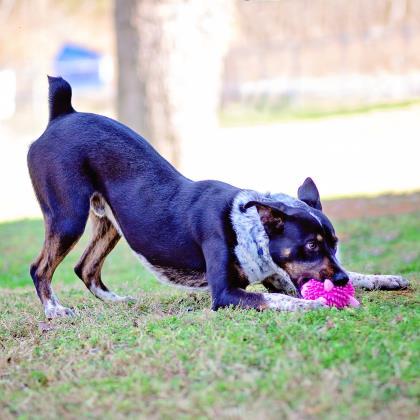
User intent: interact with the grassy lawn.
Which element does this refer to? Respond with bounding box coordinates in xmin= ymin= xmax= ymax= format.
xmin=0 ymin=206 xmax=419 ymax=418
xmin=220 ymin=99 xmax=420 ymax=127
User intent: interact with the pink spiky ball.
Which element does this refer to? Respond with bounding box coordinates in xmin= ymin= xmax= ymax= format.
xmin=301 ymin=279 xmax=360 ymax=309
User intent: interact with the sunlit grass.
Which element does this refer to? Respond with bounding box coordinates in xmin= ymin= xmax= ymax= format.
xmin=0 ymin=205 xmax=419 ymax=418
xmin=220 ymin=99 xmax=420 ymax=127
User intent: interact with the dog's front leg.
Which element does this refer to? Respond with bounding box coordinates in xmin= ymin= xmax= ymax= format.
xmin=203 ymin=239 xmax=325 ymax=312
xmin=214 ymin=288 xmax=326 ymax=312
xmin=347 ymin=271 xmax=409 ymax=290
xmin=262 ymin=273 xmax=299 ymax=297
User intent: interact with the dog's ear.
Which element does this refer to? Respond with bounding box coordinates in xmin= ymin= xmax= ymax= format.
xmin=297 ymin=177 xmax=322 ymax=210
xmin=243 ymin=201 xmax=301 ymax=234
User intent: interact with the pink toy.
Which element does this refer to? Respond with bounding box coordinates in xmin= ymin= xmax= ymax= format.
xmin=301 ymin=279 xmax=360 ymax=309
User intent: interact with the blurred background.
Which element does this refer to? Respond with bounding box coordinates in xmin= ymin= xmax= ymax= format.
xmin=1 ymin=0 xmax=420 ymax=221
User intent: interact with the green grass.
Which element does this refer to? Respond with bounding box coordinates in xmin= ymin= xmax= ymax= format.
xmin=220 ymin=99 xmax=420 ymax=127
xmin=0 ymin=208 xmax=419 ymax=418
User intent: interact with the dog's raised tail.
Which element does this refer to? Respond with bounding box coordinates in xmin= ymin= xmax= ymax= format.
xmin=47 ymin=75 xmax=75 ymax=121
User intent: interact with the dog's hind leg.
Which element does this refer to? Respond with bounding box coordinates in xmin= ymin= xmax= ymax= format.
xmin=75 ymin=210 xmax=134 ymax=302
xmin=30 ymin=215 xmax=87 ymax=319
xmin=347 ymin=271 xmax=409 ymax=290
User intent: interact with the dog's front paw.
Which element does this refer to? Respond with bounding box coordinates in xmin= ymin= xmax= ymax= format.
xmin=348 ymin=272 xmax=409 ymax=291
xmin=372 ymin=275 xmax=409 ymax=290
xmin=263 ymin=294 xmax=327 ymax=312
xmin=277 ymin=281 xmax=299 ymax=297
xmin=300 ymin=297 xmax=328 ymax=310
xmin=262 ymin=274 xmax=299 ymax=297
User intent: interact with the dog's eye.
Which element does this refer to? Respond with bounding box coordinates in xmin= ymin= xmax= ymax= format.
xmin=305 ymin=240 xmax=319 ymax=251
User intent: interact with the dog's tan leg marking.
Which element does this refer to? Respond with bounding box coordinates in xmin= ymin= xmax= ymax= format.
xmin=348 ymin=271 xmax=409 ymax=290
xmin=30 ymin=224 xmax=80 ymax=319
xmin=75 ymin=212 xmax=134 ymax=302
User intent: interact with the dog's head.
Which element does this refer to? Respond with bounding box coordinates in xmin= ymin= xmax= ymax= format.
xmin=244 ymin=177 xmax=348 ymax=289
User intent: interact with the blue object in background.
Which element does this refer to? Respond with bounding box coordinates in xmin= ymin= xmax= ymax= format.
xmin=54 ymin=44 xmax=103 ymax=89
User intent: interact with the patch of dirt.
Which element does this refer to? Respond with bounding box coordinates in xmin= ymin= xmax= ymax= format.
xmin=323 ymin=191 xmax=420 ymax=220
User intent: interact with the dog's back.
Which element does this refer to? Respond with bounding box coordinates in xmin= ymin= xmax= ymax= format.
xmin=28 ymin=77 xmax=182 ymax=202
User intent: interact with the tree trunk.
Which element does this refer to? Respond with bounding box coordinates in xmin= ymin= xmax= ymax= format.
xmin=114 ymin=0 xmax=233 ymax=166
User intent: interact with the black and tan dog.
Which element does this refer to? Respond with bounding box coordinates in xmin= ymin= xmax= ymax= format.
xmin=28 ymin=77 xmax=408 ymax=318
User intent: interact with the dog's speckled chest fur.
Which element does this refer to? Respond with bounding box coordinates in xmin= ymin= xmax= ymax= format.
xmin=230 ymin=190 xmax=295 ymax=286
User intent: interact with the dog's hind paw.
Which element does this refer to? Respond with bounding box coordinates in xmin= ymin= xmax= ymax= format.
xmin=100 ymin=292 xmax=136 ymax=303
xmin=90 ymin=285 xmax=136 ymax=303
xmin=120 ymin=295 xmax=137 ymax=303
xmin=44 ymin=303 xmax=75 ymax=319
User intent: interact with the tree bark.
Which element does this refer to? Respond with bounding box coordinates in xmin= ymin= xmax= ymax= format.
xmin=114 ymin=0 xmax=233 ymax=166
xmin=114 ymin=0 xmax=148 ymax=137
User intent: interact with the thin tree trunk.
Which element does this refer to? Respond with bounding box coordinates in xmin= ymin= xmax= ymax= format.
xmin=114 ymin=0 xmax=233 ymax=166
xmin=114 ymin=0 xmax=149 ymax=136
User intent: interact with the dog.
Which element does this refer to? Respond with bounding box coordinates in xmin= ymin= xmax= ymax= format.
xmin=28 ymin=77 xmax=408 ymax=318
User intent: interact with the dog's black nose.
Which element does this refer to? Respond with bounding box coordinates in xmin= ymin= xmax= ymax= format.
xmin=333 ymin=271 xmax=349 ymax=286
